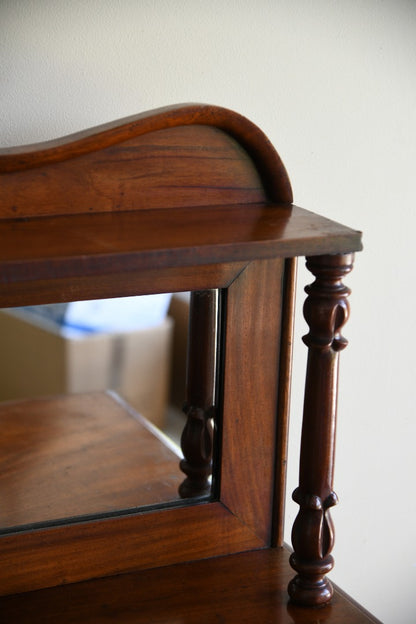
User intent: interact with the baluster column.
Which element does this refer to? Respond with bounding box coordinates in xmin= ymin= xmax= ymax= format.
xmin=179 ymin=289 xmax=218 ymax=498
xmin=288 ymin=253 xmax=354 ymax=606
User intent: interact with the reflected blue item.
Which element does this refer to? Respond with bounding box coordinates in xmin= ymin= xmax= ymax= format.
xmin=23 ymin=304 xmax=69 ymax=326
xmin=20 ymin=294 xmax=172 ymax=334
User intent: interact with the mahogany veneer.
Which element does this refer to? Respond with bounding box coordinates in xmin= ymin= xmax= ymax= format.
xmin=0 ymin=104 xmax=373 ymax=619
xmin=0 ymin=392 xmax=182 ymax=529
xmin=0 ymin=549 xmax=381 ymax=624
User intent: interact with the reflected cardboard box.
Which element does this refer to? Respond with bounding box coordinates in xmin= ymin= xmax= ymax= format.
xmin=0 ymin=308 xmax=173 ymax=430
xmin=168 ymin=292 xmax=190 ymax=410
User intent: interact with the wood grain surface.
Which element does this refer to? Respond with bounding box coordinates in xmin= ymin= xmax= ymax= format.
xmin=0 ymin=204 xmax=361 ymax=309
xmin=220 ymin=258 xmax=284 ymax=544
xmin=0 ymin=104 xmax=293 ymax=210
xmin=0 ymin=392 xmax=183 ymax=529
xmin=0 ymin=548 xmax=381 ymax=624
xmin=0 ymin=103 xmax=366 ymax=614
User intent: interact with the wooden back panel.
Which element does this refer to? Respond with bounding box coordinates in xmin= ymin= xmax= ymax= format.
xmin=0 ymin=104 xmax=293 ymax=219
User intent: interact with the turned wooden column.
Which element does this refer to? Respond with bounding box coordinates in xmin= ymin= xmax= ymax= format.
xmin=288 ymin=253 xmax=354 ymax=606
xmin=179 ymin=290 xmax=218 ymax=498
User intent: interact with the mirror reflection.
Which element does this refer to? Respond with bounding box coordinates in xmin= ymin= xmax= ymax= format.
xmin=0 ymin=291 xmax=217 ymax=532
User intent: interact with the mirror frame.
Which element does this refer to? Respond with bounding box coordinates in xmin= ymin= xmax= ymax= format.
xmin=0 ymin=256 xmax=295 ymax=595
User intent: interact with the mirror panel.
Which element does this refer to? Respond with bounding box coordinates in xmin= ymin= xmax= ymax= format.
xmin=0 ymin=290 xmax=218 ymax=533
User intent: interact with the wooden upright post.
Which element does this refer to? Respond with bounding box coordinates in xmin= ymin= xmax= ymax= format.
xmin=288 ymin=253 xmax=353 ymax=606
xmin=179 ymin=290 xmax=218 ymax=498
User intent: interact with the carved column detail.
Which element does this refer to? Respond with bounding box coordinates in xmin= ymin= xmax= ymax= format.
xmin=179 ymin=290 xmax=218 ymax=498
xmin=288 ymin=253 xmax=354 ymax=606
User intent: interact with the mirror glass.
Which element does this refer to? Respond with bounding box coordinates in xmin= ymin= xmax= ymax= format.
xmin=0 ymin=291 xmax=218 ymax=533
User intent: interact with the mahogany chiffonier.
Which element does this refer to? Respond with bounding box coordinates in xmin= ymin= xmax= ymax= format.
xmin=0 ymin=105 xmax=379 ymax=622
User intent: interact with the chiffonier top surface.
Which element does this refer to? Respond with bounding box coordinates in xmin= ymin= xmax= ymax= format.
xmin=0 ymin=203 xmax=361 ymax=282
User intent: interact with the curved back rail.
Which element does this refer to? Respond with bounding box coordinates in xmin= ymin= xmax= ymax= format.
xmin=0 ymin=104 xmax=292 ymax=219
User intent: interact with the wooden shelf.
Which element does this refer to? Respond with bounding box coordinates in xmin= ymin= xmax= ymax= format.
xmin=0 ymin=548 xmax=380 ymax=623
xmin=0 ymin=392 xmax=183 ymax=530
xmin=0 ymin=202 xmax=362 ymax=309
xmin=0 ymin=203 xmax=361 ymax=281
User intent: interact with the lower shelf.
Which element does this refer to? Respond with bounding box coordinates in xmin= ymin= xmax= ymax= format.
xmin=0 ymin=548 xmax=380 ymax=623
xmin=0 ymin=392 xmax=379 ymax=621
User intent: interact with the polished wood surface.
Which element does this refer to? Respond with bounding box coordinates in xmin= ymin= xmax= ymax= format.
xmin=0 ymin=103 xmax=367 ymax=615
xmin=0 ymin=501 xmax=265 ymax=597
xmin=0 ymin=204 xmax=361 ymax=310
xmin=0 ymin=391 xmax=182 ymax=529
xmin=0 ymin=549 xmax=380 ymax=624
xmin=0 ymin=125 xmax=266 ymax=219
xmin=0 ymin=260 xmax=246 ymax=309
xmin=289 ymin=254 xmax=354 ymax=605
xmin=0 ymin=104 xmax=292 ymax=211
xmin=272 ymin=256 xmax=297 ymax=547
xmin=0 ymin=204 xmax=361 ymax=283
xmin=179 ymin=290 xmax=217 ymax=498
xmin=221 ymin=257 xmax=285 ymax=544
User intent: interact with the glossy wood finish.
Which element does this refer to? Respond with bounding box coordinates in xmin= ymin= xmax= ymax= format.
xmin=221 ymin=258 xmax=285 ymax=544
xmin=0 ymin=392 xmax=182 ymax=529
xmin=0 ymin=204 xmax=361 ymax=285
xmin=0 ymin=258 xmax=246 ymax=309
xmin=179 ymin=290 xmax=217 ymax=498
xmin=0 ymin=126 xmax=266 ymax=219
xmin=289 ymin=254 xmax=354 ymax=605
xmin=0 ymin=104 xmax=293 ymax=212
xmin=0 ymin=204 xmax=361 ymax=310
xmin=0 ymin=501 xmax=265 ymax=597
xmin=0 ymin=549 xmax=381 ymax=624
xmin=0 ymin=104 xmax=365 ymax=615
xmin=272 ymin=256 xmax=297 ymax=547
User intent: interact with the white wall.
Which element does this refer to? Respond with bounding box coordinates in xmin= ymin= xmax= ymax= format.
xmin=1 ymin=1 xmax=415 ymax=621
